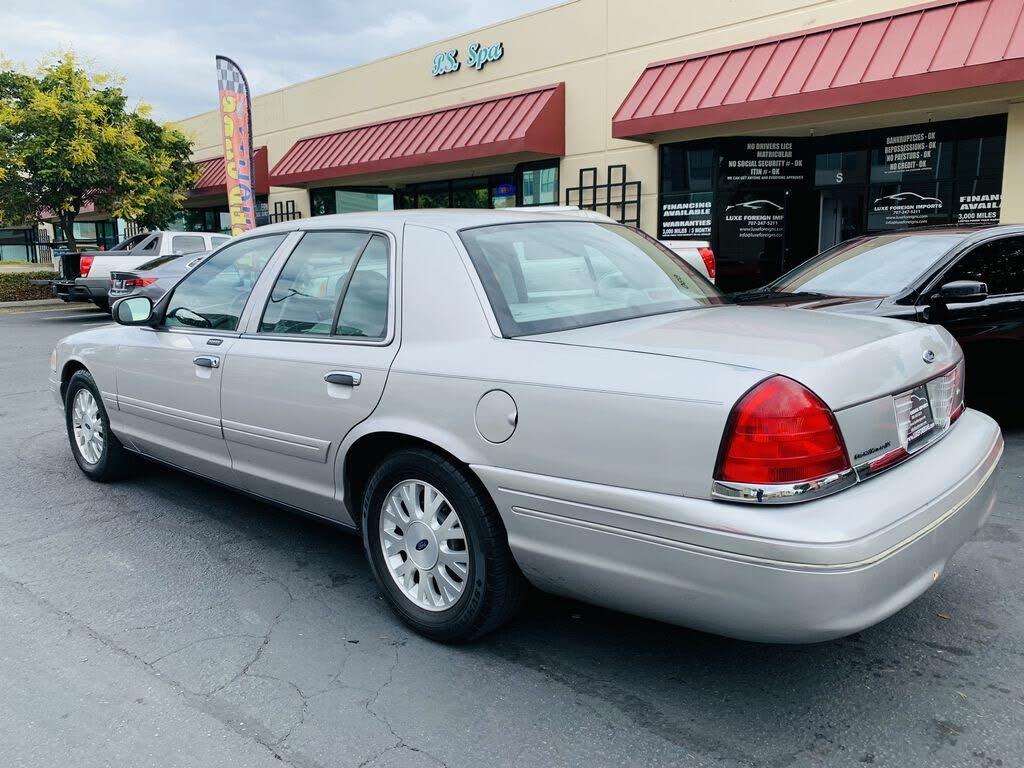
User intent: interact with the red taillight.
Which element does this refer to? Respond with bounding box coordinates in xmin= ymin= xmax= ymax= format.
xmin=698 ymin=247 xmax=716 ymax=280
xmin=715 ymin=376 xmax=850 ymax=485
xmin=951 ymin=401 xmax=965 ymax=423
xmin=125 ymin=277 xmax=157 ymax=288
xmin=79 ymin=255 xmax=94 ymax=277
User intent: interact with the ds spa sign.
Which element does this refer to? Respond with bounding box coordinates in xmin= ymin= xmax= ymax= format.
xmin=432 ymin=41 xmax=504 ymax=76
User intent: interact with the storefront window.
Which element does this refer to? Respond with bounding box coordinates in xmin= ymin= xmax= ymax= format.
xmin=519 ymin=162 xmax=559 ymax=206
xmin=416 ymin=181 xmax=451 ymax=209
xmin=814 ymin=149 xmax=867 ymax=187
xmin=53 ymin=220 xmax=119 ymax=250
xmin=490 ymin=175 xmax=516 ymax=208
xmin=957 ymin=134 xmax=1006 ymax=179
xmin=310 ymin=164 xmax=559 ymax=214
xmin=658 ymin=114 xmax=1007 ymax=290
xmin=661 ymin=147 xmax=713 ymax=194
xmin=452 ymin=178 xmax=490 ymax=208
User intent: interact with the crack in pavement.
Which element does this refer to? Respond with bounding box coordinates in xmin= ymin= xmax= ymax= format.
xmin=0 ymin=571 xmax=320 ymax=768
xmin=355 ymin=648 xmax=451 ymax=768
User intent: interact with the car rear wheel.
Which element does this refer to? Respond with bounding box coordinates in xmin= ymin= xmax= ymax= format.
xmin=64 ymin=370 xmax=134 ymax=481
xmin=362 ymin=448 xmax=525 ymax=642
xmin=92 ymin=297 xmax=110 ymax=313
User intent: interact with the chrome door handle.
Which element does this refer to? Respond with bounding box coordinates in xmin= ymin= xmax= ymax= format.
xmin=193 ymin=355 xmax=220 ymax=369
xmin=324 ymin=371 xmax=361 ymax=386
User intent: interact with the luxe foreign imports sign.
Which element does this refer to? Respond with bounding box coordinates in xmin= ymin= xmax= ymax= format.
xmin=432 ymin=42 xmax=504 ymax=76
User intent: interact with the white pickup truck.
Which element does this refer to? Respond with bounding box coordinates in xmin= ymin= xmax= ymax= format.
xmin=49 ymin=230 xmax=230 ymax=310
xmin=510 ymin=206 xmax=716 ymax=283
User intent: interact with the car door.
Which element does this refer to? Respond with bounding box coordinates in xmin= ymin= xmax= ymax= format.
xmin=219 ymin=230 xmax=398 ymax=523
xmin=113 ymin=233 xmax=292 ymax=482
xmin=925 ymin=235 xmax=1024 ymax=399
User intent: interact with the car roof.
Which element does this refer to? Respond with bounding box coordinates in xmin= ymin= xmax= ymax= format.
xmin=854 ymin=224 xmax=1024 ymax=241
xmin=247 ymin=208 xmax=619 ymax=237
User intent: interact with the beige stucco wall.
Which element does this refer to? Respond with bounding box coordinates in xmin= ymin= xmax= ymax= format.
xmin=1001 ymin=101 xmax=1024 ymax=224
xmin=174 ymin=0 xmax=1024 ymax=234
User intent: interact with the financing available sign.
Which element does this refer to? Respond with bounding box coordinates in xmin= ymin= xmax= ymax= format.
xmin=432 ymin=41 xmax=504 ymax=76
xmin=215 ymin=55 xmax=257 ymax=236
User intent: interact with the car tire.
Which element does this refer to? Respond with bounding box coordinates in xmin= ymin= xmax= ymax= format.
xmin=362 ymin=448 xmax=525 ymax=643
xmin=92 ymin=297 xmax=110 ymax=313
xmin=64 ymin=370 xmax=134 ymax=482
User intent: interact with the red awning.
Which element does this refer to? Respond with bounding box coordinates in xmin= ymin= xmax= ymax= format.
xmin=269 ymin=84 xmax=565 ymax=186
xmin=613 ymin=0 xmax=1024 ymax=138
xmin=190 ymin=146 xmax=269 ymax=197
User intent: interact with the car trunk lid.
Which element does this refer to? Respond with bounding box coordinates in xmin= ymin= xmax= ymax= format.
xmin=521 ymin=305 xmax=960 ymax=411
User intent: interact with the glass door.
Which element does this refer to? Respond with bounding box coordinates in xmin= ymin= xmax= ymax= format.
xmin=818 ymin=190 xmax=865 ymax=253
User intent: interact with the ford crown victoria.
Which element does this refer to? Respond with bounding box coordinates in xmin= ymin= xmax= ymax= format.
xmin=50 ymin=210 xmax=1003 ymax=643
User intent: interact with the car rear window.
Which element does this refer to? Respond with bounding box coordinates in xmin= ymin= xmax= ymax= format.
xmin=137 ymin=254 xmax=182 ymax=271
xmin=459 ymin=221 xmax=724 ymax=337
xmin=773 ymin=234 xmax=964 ymax=297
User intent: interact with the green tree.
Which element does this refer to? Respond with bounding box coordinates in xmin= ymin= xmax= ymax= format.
xmin=0 ymin=53 xmax=199 ymax=252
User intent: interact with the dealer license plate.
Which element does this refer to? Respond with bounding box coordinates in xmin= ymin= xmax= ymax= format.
xmin=895 ymin=384 xmax=936 ymax=451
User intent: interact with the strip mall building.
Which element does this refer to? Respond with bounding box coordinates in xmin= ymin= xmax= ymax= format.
xmin=175 ymin=0 xmax=1024 ymax=290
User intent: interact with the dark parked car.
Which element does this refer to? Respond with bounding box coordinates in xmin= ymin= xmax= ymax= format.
xmin=732 ymin=225 xmax=1024 ymax=406
xmin=108 ymin=251 xmax=210 ymax=304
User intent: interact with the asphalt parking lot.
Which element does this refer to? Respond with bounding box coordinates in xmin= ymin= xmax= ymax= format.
xmin=1 ymin=305 xmax=1022 ymax=768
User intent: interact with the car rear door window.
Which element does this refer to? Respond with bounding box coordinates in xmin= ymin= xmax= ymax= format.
xmin=164 ymin=234 xmax=286 ymax=331
xmin=336 ymin=235 xmax=390 ymax=338
xmin=171 ymin=234 xmax=207 ymax=255
xmin=942 ymin=237 xmax=1024 ymax=296
xmin=259 ymin=231 xmax=372 ymax=336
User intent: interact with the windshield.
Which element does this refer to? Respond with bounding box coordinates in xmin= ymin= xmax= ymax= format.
xmin=110 ymin=233 xmax=152 ymax=251
xmin=460 ymin=221 xmax=724 ymax=337
xmin=773 ymin=234 xmax=963 ymax=297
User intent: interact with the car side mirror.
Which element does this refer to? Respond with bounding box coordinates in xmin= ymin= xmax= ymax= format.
xmin=933 ymin=280 xmax=988 ymax=305
xmin=113 ymin=296 xmax=154 ymax=326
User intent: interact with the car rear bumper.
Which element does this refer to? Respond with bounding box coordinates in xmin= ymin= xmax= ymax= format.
xmin=51 ymin=278 xmax=108 ymax=302
xmin=50 ymin=280 xmax=91 ymax=302
xmin=474 ymin=409 xmax=1002 ymax=642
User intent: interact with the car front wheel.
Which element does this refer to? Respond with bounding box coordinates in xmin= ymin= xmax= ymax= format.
xmin=64 ymin=370 xmax=133 ymax=481
xmin=362 ymin=448 xmax=525 ymax=642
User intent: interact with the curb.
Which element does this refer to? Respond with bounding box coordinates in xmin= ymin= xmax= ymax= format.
xmin=0 ymin=298 xmax=66 ymax=309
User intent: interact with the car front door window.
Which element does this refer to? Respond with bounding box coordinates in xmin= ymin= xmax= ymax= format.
xmin=164 ymin=234 xmax=287 ymax=331
xmin=259 ymin=231 xmax=372 ymax=336
xmin=942 ymin=237 xmax=1024 ymax=296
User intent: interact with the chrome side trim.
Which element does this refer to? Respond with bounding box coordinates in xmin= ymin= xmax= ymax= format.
xmin=118 ymin=394 xmax=222 ymax=439
xmin=222 ymin=418 xmax=332 ymax=463
xmin=711 ymin=468 xmax=857 ymax=505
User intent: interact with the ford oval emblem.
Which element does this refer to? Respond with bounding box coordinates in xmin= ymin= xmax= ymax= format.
xmin=923 ymin=350 xmax=936 ymax=364
xmin=415 ymin=539 xmax=429 ymax=552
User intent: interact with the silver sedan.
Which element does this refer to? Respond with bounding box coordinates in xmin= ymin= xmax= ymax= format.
xmin=50 ymin=210 xmax=1003 ymax=643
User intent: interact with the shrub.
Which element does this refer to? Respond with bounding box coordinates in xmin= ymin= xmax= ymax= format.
xmin=0 ymin=270 xmax=55 ymax=302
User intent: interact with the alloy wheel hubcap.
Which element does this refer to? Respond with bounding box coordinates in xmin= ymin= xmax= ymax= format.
xmin=379 ymin=480 xmax=469 ymax=611
xmin=72 ymin=389 xmax=105 ymax=465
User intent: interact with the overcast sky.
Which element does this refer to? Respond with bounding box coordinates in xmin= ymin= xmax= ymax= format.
xmin=0 ymin=0 xmax=555 ymax=121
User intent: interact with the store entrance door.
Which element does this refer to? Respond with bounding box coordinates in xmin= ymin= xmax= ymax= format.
xmin=819 ymin=190 xmax=864 ymax=253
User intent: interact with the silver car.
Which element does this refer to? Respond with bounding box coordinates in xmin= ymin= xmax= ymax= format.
xmin=50 ymin=211 xmax=1003 ymax=643
xmin=108 ymin=251 xmax=210 ymax=303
